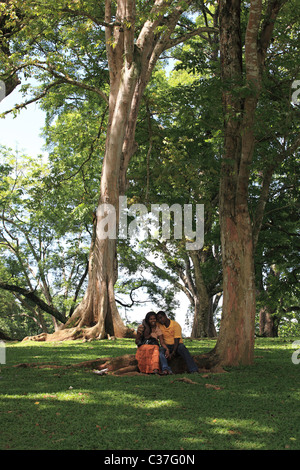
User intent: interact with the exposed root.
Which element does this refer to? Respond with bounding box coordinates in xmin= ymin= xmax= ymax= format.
xmin=13 ymin=352 xmax=226 ymax=375
xmin=22 ymin=325 xmax=135 ymax=343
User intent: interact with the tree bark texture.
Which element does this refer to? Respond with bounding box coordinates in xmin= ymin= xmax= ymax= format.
xmin=259 ymin=307 xmax=279 ymax=337
xmin=213 ymin=0 xmax=285 ymax=366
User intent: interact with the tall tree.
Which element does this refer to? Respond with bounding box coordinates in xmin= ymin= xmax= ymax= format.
xmin=209 ymin=0 xmax=299 ymax=366
xmin=72 ymin=0 xmax=216 ymax=340
xmin=1 ymin=1 xmax=217 ymax=340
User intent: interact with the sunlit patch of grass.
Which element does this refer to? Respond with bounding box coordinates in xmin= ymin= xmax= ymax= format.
xmin=1 ymin=337 xmax=300 ymax=450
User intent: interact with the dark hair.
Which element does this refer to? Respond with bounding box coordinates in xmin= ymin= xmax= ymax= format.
xmin=156 ymin=311 xmax=166 ymax=317
xmin=144 ymin=311 xmax=157 ymax=327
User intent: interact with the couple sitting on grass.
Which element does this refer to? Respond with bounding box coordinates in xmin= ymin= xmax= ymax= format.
xmin=135 ymin=310 xmax=198 ymax=375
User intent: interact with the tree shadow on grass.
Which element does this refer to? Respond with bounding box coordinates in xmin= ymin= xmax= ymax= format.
xmin=1 ymin=354 xmax=299 ymax=450
xmin=2 ymin=338 xmax=299 ymax=450
xmin=5 ymin=339 xmax=137 ymax=367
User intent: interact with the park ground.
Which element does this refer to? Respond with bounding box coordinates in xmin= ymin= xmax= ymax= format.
xmin=0 ymin=337 xmax=299 ymax=451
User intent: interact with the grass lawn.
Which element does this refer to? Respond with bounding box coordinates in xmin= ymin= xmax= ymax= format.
xmin=0 ymin=337 xmax=299 ymax=450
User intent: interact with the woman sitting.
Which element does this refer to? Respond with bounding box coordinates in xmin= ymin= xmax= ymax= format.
xmin=135 ymin=311 xmax=170 ymax=374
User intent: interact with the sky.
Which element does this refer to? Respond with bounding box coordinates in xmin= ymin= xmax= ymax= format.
xmin=0 ymin=84 xmax=192 ymax=334
xmin=0 ymin=85 xmax=46 ymax=157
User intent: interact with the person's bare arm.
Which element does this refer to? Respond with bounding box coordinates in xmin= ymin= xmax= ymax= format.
xmin=135 ymin=325 xmax=144 ymax=345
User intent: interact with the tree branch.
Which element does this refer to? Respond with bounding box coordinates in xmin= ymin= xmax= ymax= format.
xmin=1 ymin=61 xmax=109 ymax=118
xmin=115 ymin=283 xmax=149 ymax=308
xmin=165 ymin=26 xmax=218 ymax=50
xmin=0 ymin=80 xmax=63 ymax=116
xmin=0 ymin=282 xmax=66 ymax=323
xmin=258 ymin=0 xmax=288 ymax=69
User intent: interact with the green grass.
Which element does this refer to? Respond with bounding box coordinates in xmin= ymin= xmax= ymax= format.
xmin=1 ymin=337 xmax=300 ymax=450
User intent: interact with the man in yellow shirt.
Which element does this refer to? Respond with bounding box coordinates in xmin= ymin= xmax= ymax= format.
xmin=156 ymin=311 xmax=198 ymax=374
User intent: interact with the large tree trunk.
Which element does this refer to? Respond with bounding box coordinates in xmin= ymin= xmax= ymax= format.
xmin=211 ymin=0 xmax=256 ymax=365
xmin=64 ymin=224 xmax=129 ymax=338
xmin=214 ymin=208 xmax=256 ymax=365
xmin=206 ymin=0 xmax=285 ymax=367
xmin=64 ymin=35 xmax=141 ymax=339
xmin=58 ymin=0 xmax=198 ymax=341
